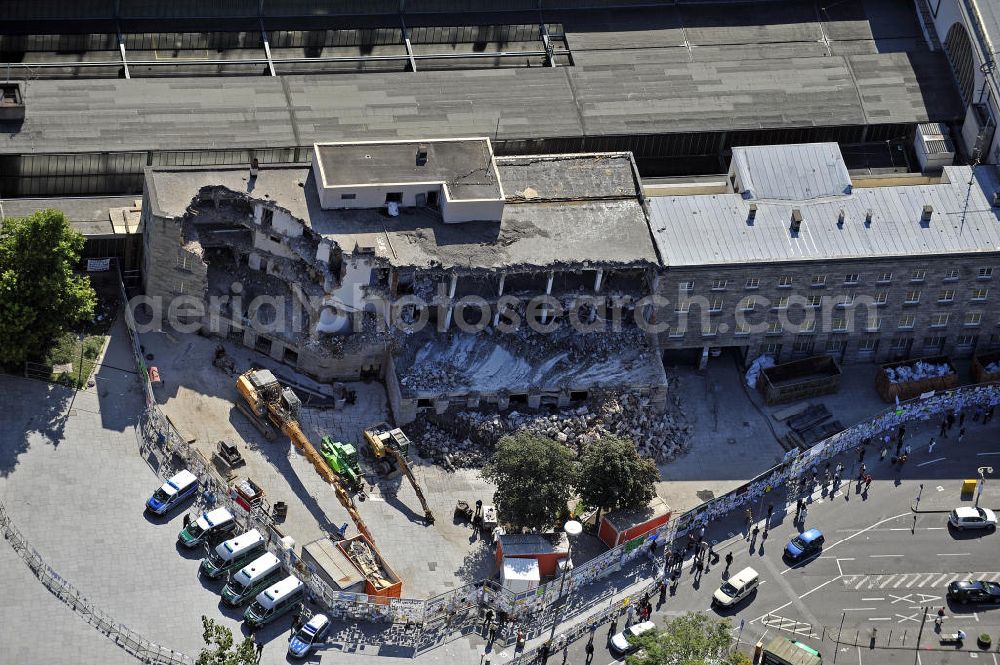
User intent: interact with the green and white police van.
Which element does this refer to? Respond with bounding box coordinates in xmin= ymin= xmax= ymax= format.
xmin=200 ymin=529 xmax=265 ymax=579
xmin=221 ymin=552 xmax=283 ymax=606
xmin=244 ymin=575 xmax=305 ymax=628
xmin=177 ymin=508 xmax=237 ymax=548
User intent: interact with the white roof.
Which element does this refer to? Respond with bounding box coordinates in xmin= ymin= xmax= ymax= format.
xmin=954 ymin=507 xmax=984 ymax=518
xmin=257 ymin=575 xmax=303 ymax=609
xmin=203 ymin=508 xmax=233 ymax=527
xmin=234 ymin=552 xmax=282 ymax=583
xmin=216 ymin=529 xmax=264 ymax=559
xmin=502 ymin=557 xmax=541 ymax=583
xmin=732 ymin=143 xmax=852 ymax=201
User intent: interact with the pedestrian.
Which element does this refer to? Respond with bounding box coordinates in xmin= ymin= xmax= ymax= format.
xmin=940 ymin=419 xmax=948 ymax=437
xmin=767 ymin=503 xmax=774 ymax=520
xmin=626 ymin=606 xmax=635 ymax=627
xmin=725 ymin=551 xmax=734 ymax=570
xmin=880 ymin=445 xmax=888 ymax=461
xmin=833 ymin=470 xmax=840 ymax=486
xmin=904 ymin=444 xmax=911 ymax=457
xmin=883 ymin=433 xmax=891 ymax=450
xmin=585 ymin=640 xmax=595 ymax=664
xmin=540 ymin=641 xmax=550 ymax=664
xmin=928 ymin=437 xmax=936 ymax=454
xmin=695 ymin=558 xmax=704 ymax=578
xmin=562 ymin=643 xmax=569 ymax=665
xmin=937 ymin=607 xmax=946 ymax=624
xmin=898 ymin=424 xmax=906 ymax=441
xmin=836 ymin=463 xmax=844 ymax=475
xmin=959 ymin=410 xmax=966 ymax=428
xmin=959 ymin=427 xmax=966 ymax=444
xmin=745 ymin=507 xmax=753 ymax=524
xmin=947 ymin=411 xmax=956 ymax=430
xmin=707 ymin=543 xmax=715 ymax=561
xmin=254 ymin=636 xmax=264 ymax=664
xmin=607 ymin=617 xmax=617 ymax=640
xmin=658 ymin=580 xmax=667 ymax=605
xmin=183 ymin=513 xmax=191 ymax=528
xmin=698 ymin=525 xmax=706 ymax=543
xmin=290 ymin=612 xmax=300 ymax=636
xmin=489 ymin=623 xmax=497 ymax=642
xmin=986 ymin=406 xmax=995 ymax=424
xmin=858 ymin=446 xmax=866 ymax=463
xmin=864 ymin=474 xmax=873 ymax=491
xmin=895 ymin=438 xmax=903 ymax=456
xmin=858 ymin=462 xmax=867 ymax=480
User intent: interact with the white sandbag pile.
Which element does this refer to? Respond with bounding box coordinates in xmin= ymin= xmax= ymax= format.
xmin=885 ymin=360 xmax=954 ymax=384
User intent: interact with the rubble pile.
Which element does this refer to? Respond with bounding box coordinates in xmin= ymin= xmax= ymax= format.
xmin=399 ymin=360 xmax=463 ymax=392
xmin=885 ymin=360 xmax=954 ymax=384
xmin=410 ymin=386 xmax=691 ymax=469
xmin=984 ymin=361 xmax=1000 ymax=374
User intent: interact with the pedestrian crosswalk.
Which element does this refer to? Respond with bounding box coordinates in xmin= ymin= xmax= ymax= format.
xmin=841 ymin=572 xmax=1000 ymax=590
xmin=761 ymin=613 xmax=818 ymax=638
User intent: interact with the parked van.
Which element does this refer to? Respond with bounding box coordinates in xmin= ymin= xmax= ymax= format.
xmin=200 ymin=529 xmax=266 ymax=579
xmin=178 ymin=508 xmax=237 ymax=548
xmin=146 ymin=470 xmax=199 ymax=515
xmin=713 ymin=566 xmax=759 ymax=607
xmin=222 ymin=552 xmax=283 ymax=606
xmin=244 ymin=575 xmax=306 ymax=628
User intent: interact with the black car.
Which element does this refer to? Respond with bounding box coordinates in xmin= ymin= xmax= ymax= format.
xmin=947 ymin=580 xmax=1000 ymax=604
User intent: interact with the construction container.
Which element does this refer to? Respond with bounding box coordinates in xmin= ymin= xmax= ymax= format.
xmin=598 ymin=496 xmax=671 ymax=548
xmin=758 ymin=355 xmax=842 ymax=405
xmin=301 ymin=538 xmax=366 ymax=594
xmin=876 ymin=355 xmax=958 ymax=403
xmin=336 ymin=534 xmax=402 ymax=599
xmin=972 ymin=350 xmax=1000 ymax=384
xmin=495 ymin=533 xmax=569 ymax=577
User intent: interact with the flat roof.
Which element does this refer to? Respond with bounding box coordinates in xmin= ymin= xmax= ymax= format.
xmin=0 ymin=195 xmax=139 ymax=235
xmin=314 ymin=139 xmax=502 ymax=201
xmin=603 ymin=496 xmax=671 ymax=532
xmin=499 ymin=533 xmax=569 ymax=557
xmin=144 ymin=153 xmax=658 ymax=270
xmin=732 ymin=144 xmax=852 ymax=201
xmin=649 ymin=162 xmax=1000 ymax=267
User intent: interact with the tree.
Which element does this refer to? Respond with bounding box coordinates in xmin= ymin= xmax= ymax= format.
xmin=0 ymin=209 xmax=96 ymax=367
xmin=196 ymin=616 xmax=258 ymax=665
xmin=481 ymin=431 xmax=577 ymax=530
xmin=626 ymin=612 xmax=747 ymax=665
xmin=577 ymin=435 xmax=659 ymax=525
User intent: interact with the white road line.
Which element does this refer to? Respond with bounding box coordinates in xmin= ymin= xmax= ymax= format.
xmin=906 ymin=576 xmax=920 ymax=588
xmin=857 ymin=646 xmax=863 ymax=665
xmin=919 ymin=574 xmax=936 ymax=587
xmin=861 ymin=597 xmax=885 ymax=601
xmin=825 ymin=512 xmax=912 ymax=553
xmin=844 ymin=607 xmax=878 ymax=611
xmin=880 ymin=575 xmax=897 ymax=588
xmin=917 ymin=457 xmax=947 ymax=467
xmin=869 ymin=617 xmax=892 ymax=621
xmin=936 ymin=553 xmax=970 ymax=556
xmin=870 ymin=554 xmax=904 ymax=558
xmin=893 ymin=576 xmax=908 ymax=588
xmin=932 ymin=574 xmax=950 ymax=586
xmin=855 ymin=577 xmax=869 ymax=590
xmin=977 ymin=452 xmax=1000 ymax=456
xmin=974 ymin=612 xmax=980 ymax=622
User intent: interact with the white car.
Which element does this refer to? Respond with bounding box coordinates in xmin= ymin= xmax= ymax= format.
xmin=609 ymin=620 xmax=656 ymax=655
xmin=949 ymin=507 xmax=997 ymax=530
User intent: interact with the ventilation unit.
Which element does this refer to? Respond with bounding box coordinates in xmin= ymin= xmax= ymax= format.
xmin=914 ymin=123 xmax=955 ymax=171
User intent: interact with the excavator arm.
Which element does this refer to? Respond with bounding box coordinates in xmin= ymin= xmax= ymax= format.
xmin=388 ymin=445 xmax=435 ymax=524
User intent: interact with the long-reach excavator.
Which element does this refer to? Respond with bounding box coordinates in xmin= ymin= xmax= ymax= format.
xmin=363 ymin=422 xmax=435 ymax=524
xmin=235 ymin=369 xmax=374 ymax=543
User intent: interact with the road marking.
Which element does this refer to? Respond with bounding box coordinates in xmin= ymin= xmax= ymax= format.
xmin=896 ymin=612 xmax=922 ymax=623
xmin=974 ymin=612 xmax=980 ymax=622
xmin=857 ymin=646 xmax=862 ymax=665
xmin=861 ymin=597 xmax=884 ymax=601
xmin=894 ymin=576 xmax=909 ymax=588
xmin=917 ymin=457 xmax=947 ymax=467
xmin=869 ymin=617 xmax=892 ymax=621
xmin=977 ymin=452 xmax=1000 ymax=456
xmin=932 ymin=574 xmax=950 ymax=586
xmin=870 ymin=554 xmax=904 ymax=558
xmin=937 ymin=553 xmax=970 ymax=556
xmin=844 ymin=607 xmax=878 ymax=611
xmin=880 ymin=575 xmax=897 ymax=588
xmin=919 ymin=574 xmax=936 ymax=587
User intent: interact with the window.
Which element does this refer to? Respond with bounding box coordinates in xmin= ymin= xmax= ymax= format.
xmin=735 ymin=321 xmax=751 ymax=336
xmin=739 ymin=296 xmax=756 ymax=311
xmin=956 ymin=334 xmax=978 ymax=348
xmin=679 ymin=281 xmax=694 ymax=293
xmin=923 ymin=335 xmax=946 ymax=350
xmin=793 ymin=338 xmax=815 ymax=354
xmin=745 ymin=278 xmax=760 ymax=290
xmin=778 ymin=276 xmax=793 ymax=289
xmin=385 ymin=192 xmax=403 ymax=203
xmin=702 ymin=324 xmax=719 ymax=337
xmin=176 ymin=250 xmax=193 ymax=271
xmin=711 ymin=279 xmax=728 ymax=291
xmin=911 ymin=269 xmax=927 ymax=282
xmin=898 ymin=314 xmax=915 ymax=330
xmin=930 ymin=313 xmax=950 ymax=328
xmin=859 ymin=336 xmax=879 ymax=351
xmin=890 ymin=336 xmax=911 ymax=351
xmin=825 ymin=339 xmax=846 ymax=353
xmin=874 ymin=290 xmax=888 ymax=306
xmin=709 ymin=297 xmax=724 ymax=313
xmin=766 ymin=320 xmax=783 ymax=335
xmin=835 ymin=294 xmax=854 ymax=308
xmin=811 ymin=275 xmax=827 ymax=287
xmin=865 ymin=316 xmax=882 ymax=332
xmin=944 ymin=268 xmax=960 ymax=281
xmin=260 ymin=207 xmax=274 ymax=228
xmin=844 ymin=274 xmax=860 ymax=285
xmin=964 ymin=312 xmax=982 ymax=327
xmin=972 ymin=287 xmax=989 ymax=301
xmin=807 ymin=294 xmax=822 ymax=308
xmin=799 ymin=319 xmax=817 ymax=333
xmin=876 ymin=272 xmax=893 ymax=284
xmin=978 ymin=267 xmax=994 ymax=280
xmin=832 ymin=317 xmax=848 ymax=332
xmin=772 ymin=296 xmax=789 ymax=311
xmin=675 ymin=300 xmax=691 ymax=314
xmin=903 ymin=290 xmax=921 ymax=305
xmin=340 ymin=193 xmax=357 ymax=200
xmin=668 ymin=326 xmax=684 ymax=339
xmin=762 ymin=343 xmax=782 ymax=356
xmin=938 ymin=289 xmax=955 ymax=303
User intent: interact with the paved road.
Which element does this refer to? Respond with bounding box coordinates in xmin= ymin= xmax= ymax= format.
xmin=550 ymin=421 xmax=1000 ymax=665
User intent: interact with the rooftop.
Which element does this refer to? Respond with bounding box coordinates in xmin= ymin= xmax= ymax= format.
xmin=0 ymin=195 xmax=139 ymax=235
xmin=731 ymin=143 xmax=852 ymax=201
xmin=603 ymin=496 xmax=671 ymax=532
xmin=144 ymin=152 xmax=658 ymax=270
xmin=313 ymin=138 xmax=502 ymax=201
xmin=498 ymin=533 xmax=569 ymax=557
xmin=649 ymin=150 xmax=1000 ymax=267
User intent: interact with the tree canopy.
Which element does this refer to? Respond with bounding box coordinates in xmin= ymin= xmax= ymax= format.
xmin=481 ymin=431 xmax=578 ymax=530
xmin=196 ymin=616 xmax=258 ymax=665
xmin=577 ymin=435 xmax=659 ymax=523
xmin=0 ymin=209 xmax=96 ymax=366
xmin=627 ymin=612 xmax=750 ymax=665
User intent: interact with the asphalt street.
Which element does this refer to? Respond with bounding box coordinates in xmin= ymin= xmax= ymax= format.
xmin=548 ymin=419 xmax=1000 ymax=665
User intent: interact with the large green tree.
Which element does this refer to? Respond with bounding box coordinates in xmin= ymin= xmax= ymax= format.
xmin=481 ymin=431 xmax=577 ymax=530
xmin=196 ymin=616 xmax=258 ymax=665
xmin=0 ymin=209 xmax=96 ymax=366
xmin=577 ymin=435 xmax=659 ymax=525
xmin=627 ymin=612 xmax=750 ymax=665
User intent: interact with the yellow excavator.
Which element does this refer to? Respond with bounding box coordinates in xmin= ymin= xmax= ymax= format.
xmin=235 ymin=369 xmax=374 ymax=543
xmin=363 ymin=422 xmax=435 ymax=525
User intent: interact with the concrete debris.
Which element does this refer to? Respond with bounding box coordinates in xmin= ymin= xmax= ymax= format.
xmin=884 ymin=361 xmax=954 ymax=384
xmin=984 ymin=361 xmax=1000 ymax=374
xmin=408 ymin=384 xmax=690 ymax=469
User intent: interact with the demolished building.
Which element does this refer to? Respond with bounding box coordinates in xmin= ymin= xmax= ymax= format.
xmin=140 ymin=138 xmax=669 ymax=423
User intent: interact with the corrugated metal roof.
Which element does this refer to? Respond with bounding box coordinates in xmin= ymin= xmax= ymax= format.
xmin=732 ymin=143 xmax=852 ymax=201
xmin=649 ymin=164 xmax=1000 ymax=266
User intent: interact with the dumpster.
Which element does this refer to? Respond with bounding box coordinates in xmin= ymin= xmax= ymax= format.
xmin=758 ymin=355 xmax=842 ymax=405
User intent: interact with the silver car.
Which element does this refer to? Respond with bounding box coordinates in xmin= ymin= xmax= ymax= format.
xmin=949 ymin=507 xmax=997 ymax=530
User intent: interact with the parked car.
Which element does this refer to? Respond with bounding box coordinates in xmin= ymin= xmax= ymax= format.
xmin=713 ymin=567 xmax=759 ymax=608
xmin=609 ymin=621 xmax=656 ymax=655
xmin=288 ymin=613 xmax=330 ymax=658
xmin=948 ymin=507 xmax=997 ymax=530
xmin=947 ymin=580 xmax=1000 ymax=604
xmin=785 ymin=528 xmax=825 ymax=561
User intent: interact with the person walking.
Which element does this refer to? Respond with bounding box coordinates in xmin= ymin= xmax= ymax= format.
xmin=858 ymin=462 xmax=867 ymax=481
xmin=864 ymin=474 xmax=873 ymax=492
xmin=254 ymin=636 xmax=264 ymax=664
xmin=947 ymin=411 xmax=956 ymax=430
xmin=985 ymin=406 xmax=995 ymax=424
xmin=928 ymin=437 xmax=936 ymax=454
xmin=940 ymin=418 xmax=948 ymax=438
xmin=898 ymin=423 xmax=906 ymax=442
xmin=183 ymin=513 xmax=191 ymax=528
xmin=858 ymin=447 xmax=866 ymax=463
xmin=725 ymin=551 xmax=734 ymax=570
xmin=880 ymin=445 xmax=888 ymax=461
xmin=895 ymin=437 xmax=903 ymax=456
xmin=959 ymin=410 xmax=966 ymax=428
xmin=585 ymin=639 xmax=595 ymax=664
xmin=958 ymin=427 xmax=966 ymax=444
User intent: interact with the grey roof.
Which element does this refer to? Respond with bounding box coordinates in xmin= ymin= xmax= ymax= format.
xmin=732 ymin=144 xmax=852 ymax=201
xmin=649 ymin=164 xmax=1000 ymax=267
xmin=973 ymin=0 xmax=1000 ymax=59
xmin=314 ymin=139 xmax=502 ymax=200
xmin=145 ymin=153 xmax=658 ymax=270
xmin=1 ymin=195 xmax=139 ymax=235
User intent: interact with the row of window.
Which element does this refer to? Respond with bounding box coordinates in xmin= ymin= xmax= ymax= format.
xmin=668 ymin=311 xmax=986 ymax=338
xmin=681 ymin=267 xmax=994 ymax=292
xmin=761 ymin=333 xmax=993 ymax=357
xmin=673 ymin=287 xmax=990 ymax=313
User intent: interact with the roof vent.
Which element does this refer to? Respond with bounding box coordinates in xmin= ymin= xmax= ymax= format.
xmin=865 ymin=209 xmax=873 ymax=226
xmin=250 ymin=157 xmax=259 ymax=178
xmin=790 ymin=208 xmax=802 ymax=233
xmin=416 ymin=144 xmax=428 ymax=166
xmin=921 ymin=204 xmax=933 ymax=224
xmin=993 ymin=191 xmax=1000 ymax=207
xmin=837 ymin=209 xmax=845 ymax=227
xmin=747 ymin=203 xmax=757 ymax=225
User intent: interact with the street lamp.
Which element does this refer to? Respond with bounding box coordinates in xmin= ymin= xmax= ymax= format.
xmin=547 ymin=519 xmax=583 ymax=644
xmin=976 ymin=467 xmax=993 ymax=507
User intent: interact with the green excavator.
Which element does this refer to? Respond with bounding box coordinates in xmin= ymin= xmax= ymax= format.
xmin=319 ymin=436 xmax=363 ymax=493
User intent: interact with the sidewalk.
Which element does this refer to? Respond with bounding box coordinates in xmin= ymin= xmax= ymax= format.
xmin=912 ymin=478 xmax=1000 ymax=513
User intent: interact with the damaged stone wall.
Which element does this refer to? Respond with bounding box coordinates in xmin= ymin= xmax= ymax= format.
xmin=408 ymin=384 xmax=690 ymax=469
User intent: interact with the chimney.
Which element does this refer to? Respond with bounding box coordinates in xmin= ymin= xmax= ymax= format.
xmin=837 ymin=209 xmax=845 ymax=227
xmin=790 ymin=208 xmax=802 ymax=233
xmin=993 ymin=192 xmax=1000 ymax=207
xmin=922 ymin=204 xmax=933 ymax=223
xmin=416 ymin=144 xmax=428 ymax=166
xmin=250 ymin=157 xmax=259 ymax=178
xmin=747 ymin=203 xmax=757 ymax=224
xmin=865 ymin=209 xmax=873 ymax=226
